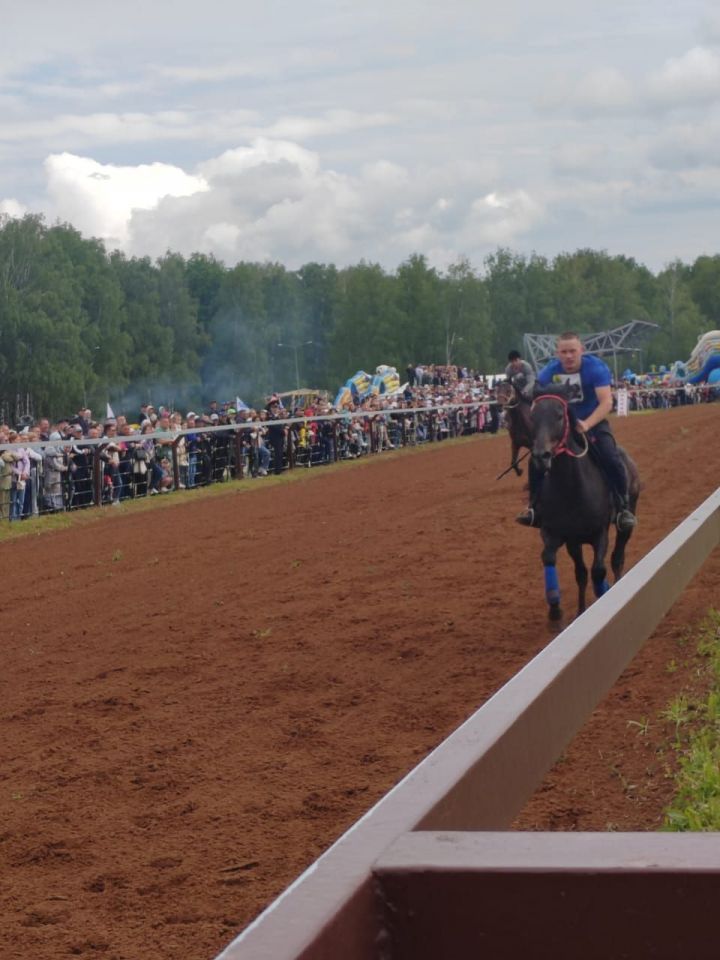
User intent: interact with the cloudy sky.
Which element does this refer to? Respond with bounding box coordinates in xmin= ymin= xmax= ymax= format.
xmin=2 ymin=0 xmax=719 ymax=273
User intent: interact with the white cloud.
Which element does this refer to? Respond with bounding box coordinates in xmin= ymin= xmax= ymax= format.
xmin=27 ymin=137 xmax=544 ymax=268
xmin=574 ymin=67 xmax=635 ymax=112
xmin=470 ymin=190 xmax=545 ymax=243
xmin=647 ymin=45 xmax=720 ymax=106
xmin=0 ymin=110 xmax=258 ymax=146
xmin=155 ymin=47 xmax=341 ymax=84
xmin=3 ymin=1 xmax=720 ymax=273
xmin=546 ymin=44 xmax=720 ymax=116
xmin=44 ymin=153 xmax=208 ymax=247
xmin=698 ymin=10 xmax=720 ymax=46
xmin=263 ymin=110 xmax=395 ymax=141
xmin=0 ymin=198 xmax=27 ymax=218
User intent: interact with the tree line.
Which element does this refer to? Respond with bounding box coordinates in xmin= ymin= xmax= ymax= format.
xmin=0 ymin=212 xmax=717 ymax=421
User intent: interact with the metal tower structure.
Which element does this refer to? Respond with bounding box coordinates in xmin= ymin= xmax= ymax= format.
xmin=523 ymin=320 xmax=659 ymax=378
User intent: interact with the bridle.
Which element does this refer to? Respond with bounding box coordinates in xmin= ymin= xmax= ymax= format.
xmin=496 ymin=384 xmax=519 ymax=409
xmin=531 ymin=393 xmax=589 ymax=459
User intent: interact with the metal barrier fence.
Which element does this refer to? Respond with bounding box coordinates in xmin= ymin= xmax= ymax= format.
xmin=0 ymin=387 xmax=717 ymax=521
xmin=0 ymin=404 xmax=498 ymax=521
xmin=217 ymin=487 xmax=720 ymax=960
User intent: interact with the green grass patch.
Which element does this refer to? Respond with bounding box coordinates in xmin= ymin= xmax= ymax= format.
xmin=663 ymin=609 xmax=720 ymax=831
xmin=0 ymin=432 xmax=487 ymax=544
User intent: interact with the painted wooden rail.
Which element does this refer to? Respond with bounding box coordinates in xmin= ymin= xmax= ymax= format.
xmin=218 ymin=487 xmax=720 ymax=960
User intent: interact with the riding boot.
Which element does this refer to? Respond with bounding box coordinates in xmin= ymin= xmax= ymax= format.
xmin=615 ymin=494 xmax=637 ymax=533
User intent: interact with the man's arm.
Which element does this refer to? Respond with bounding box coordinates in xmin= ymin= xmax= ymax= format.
xmin=576 ymin=384 xmax=613 ymax=432
xmin=536 ymin=360 xmax=555 ymax=387
xmin=521 ymin=361 xmax=536 ymax=397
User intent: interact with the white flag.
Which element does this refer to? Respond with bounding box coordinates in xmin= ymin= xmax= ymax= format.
xmin=616 ymin=388 xmax=628 ymax=417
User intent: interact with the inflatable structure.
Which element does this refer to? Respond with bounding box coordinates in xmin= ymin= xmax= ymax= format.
xmin=656 ymin=331 xmax=720 ymax=385
xmin=334 ymin=365 xmax=401 ymax=408
xmin=685 ymin=330 xmax=720 ymax=384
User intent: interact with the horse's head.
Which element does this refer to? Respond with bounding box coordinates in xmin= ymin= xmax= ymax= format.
xmin=494 ymin=380 xmax=515 ymax=408
xmin=530 ymin=385 xmax=574 ymax=474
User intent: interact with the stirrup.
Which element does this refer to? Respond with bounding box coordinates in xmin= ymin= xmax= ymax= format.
xmin=515 ymin=507 xmax=540 ymax=528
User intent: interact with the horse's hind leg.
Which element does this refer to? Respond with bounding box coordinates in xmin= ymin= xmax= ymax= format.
xmin=590 ymin=530 xmax=610 ymax=598
xmin=565 ymin=540 xmax=588 ymax=616
xmin=611 ymin=528 xmax=631 ymax=582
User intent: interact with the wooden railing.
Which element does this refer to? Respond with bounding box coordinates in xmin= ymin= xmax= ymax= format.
xmin=217 ymin=486 xmax=720 ymax=960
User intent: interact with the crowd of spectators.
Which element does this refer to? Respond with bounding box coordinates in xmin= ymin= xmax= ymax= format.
xmin=0 ymin=367 xmax=500 ymax=521
xmin=0 ymin=362 xmax=715 ymax=522
xmin=617 ymin=380 xmax=712 ymax=410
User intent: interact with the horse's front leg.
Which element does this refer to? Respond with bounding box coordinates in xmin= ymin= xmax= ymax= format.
xmin=541 ymin=534 xmax=564 ymax=621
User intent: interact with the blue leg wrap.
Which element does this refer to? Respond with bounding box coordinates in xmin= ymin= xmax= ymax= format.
xmin=544 ymin=565 xmax=560 ymax=605
xmin=593 ymin=579 xmax=610 ymax=598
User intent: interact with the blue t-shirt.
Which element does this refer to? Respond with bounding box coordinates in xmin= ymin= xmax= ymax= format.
xmin=537 ymin=354 xmax=612 ymax=421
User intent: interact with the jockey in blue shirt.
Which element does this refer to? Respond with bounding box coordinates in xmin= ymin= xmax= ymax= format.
xmin=516 ymin=331 xmax=637 ymax=533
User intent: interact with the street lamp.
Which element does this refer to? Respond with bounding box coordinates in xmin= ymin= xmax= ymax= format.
xmin=277 ymin=340 xmax=313 ymax=391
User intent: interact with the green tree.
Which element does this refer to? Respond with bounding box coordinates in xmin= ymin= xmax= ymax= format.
xmin=203 ymin=262 xmax=269 ymax=404
xmin=109 ymin=252 xmax=172 ymax=404
xmin=185 ymin=252 xmax=226 ymax=331
xmin=442 ymin=257 xmax=493 ymax=372
xmin=650 ymin=260 xmax=705 ymax=366
xmin=295 ymin=263 xmax=340 ymax=390
xmin=0 ymin=215 xmax=98 ymax=418
xmin=156 ymin=252 xmax=207 ymax=405
xmin=329 ymin=261 xmax=404 ymax=387
xmin=483 ymin=248 xmax=532 ymax=363
xmin=395 ymin=253 xmax=443 ymax=363
xmin=688 ymin=255 xmax=720 ymax=326
xmin=46 ymin=223 xmax=131 ymax=410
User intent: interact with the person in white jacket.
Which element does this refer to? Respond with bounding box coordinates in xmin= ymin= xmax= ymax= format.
xmin=43 ymin=431 xmax=68 ymax=513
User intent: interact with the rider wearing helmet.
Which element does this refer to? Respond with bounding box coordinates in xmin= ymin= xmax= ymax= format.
xmin=516 ymin=332 xmax=637 ymax=533
xmin=504 ymin=350 xmax=536 ymax=401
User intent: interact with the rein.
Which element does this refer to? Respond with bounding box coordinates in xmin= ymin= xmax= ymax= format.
xmin=496 ymin=386 xmax=520 ymax=409
xmin=531 ymin=394 xmax=589 ymax=459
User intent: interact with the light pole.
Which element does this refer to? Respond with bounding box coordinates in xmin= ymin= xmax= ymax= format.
xmin=277 ymin=340 xmax=313 ymax=391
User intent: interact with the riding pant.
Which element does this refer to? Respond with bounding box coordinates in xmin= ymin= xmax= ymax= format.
xmin=586 ymin=420 xmax=628 ymax=500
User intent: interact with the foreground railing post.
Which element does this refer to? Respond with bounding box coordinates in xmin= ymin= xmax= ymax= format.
xmin=92 ymin=449 xmax=102 ymax=506
xmin=171 ymin=438 xmax=181 ymax=490
xmin=233 ymin=430 xmax=245 ymax=479
xmin=287 ymin=428 xmax=296 ymax=471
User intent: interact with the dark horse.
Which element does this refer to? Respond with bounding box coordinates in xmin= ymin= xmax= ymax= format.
xmin=530 ymin=385 xmax=640 ymax=621
xmin=495 ymin=380 xmax=533 ymax=477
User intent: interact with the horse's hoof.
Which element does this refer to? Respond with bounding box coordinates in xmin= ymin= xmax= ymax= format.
xmin=548 ymin=605 xmax=562 ymax=622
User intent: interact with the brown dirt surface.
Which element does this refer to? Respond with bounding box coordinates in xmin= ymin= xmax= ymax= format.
xmin=0 ymin=403 xmax=718 ymax=960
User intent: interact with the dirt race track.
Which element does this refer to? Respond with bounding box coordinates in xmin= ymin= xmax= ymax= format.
xmin=1 ymin=403 xmax=719 ymax=960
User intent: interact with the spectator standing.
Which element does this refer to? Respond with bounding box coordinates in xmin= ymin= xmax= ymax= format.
xmin=265 ymin=400 xmax=286 ymax=475
xmin=10 ymin=434 xmax=30 ymax=521
xmin=42 ymin=431 xmax=68 ymax=512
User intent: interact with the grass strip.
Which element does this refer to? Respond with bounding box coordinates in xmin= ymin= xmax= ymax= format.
xmin=0 ymin=432 xmax=485 ymax=544
xmin=663 ymin=608 xmax=720 ymax=831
